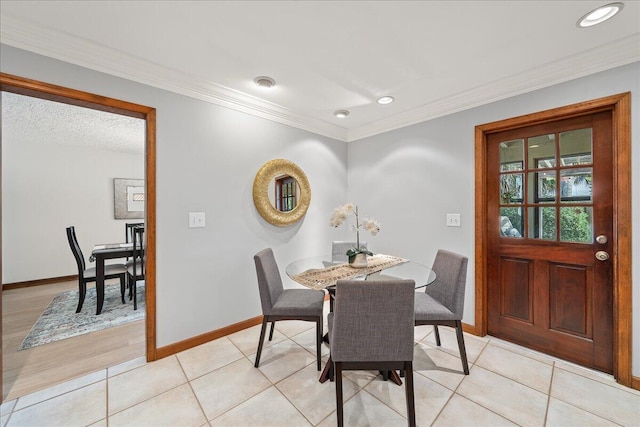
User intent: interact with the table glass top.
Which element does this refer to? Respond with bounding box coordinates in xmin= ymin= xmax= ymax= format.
xmin=286 ymin=255 xmax=436 ymax=289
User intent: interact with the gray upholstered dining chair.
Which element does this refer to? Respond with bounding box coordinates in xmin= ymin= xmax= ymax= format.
xmin=329 ymin=279 xmax=416 ymax=427
xmin=415 ymin=249 xmax=469 ymax=374
xmin=253 ymin=248 xmax=325 ymax=370
xmin=331 ymin=241 xmax=367 ymax=263
xmin=66 ymin=226 xmax=127 ymax=313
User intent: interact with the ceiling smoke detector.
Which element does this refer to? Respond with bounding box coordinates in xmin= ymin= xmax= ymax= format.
xmin=334 ymin=110 xmax=350 ymax=118
xmin=254 ymin=76 xmax=276 ymax=88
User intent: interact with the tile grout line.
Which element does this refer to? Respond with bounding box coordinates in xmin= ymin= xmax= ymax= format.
xmin=205 ymin=354 xmax=268 ymax=424
xmin=446 ymin=337 xmax=527 ymax=427
xmin=546 ymin=365 xmax=627 ymax=426
xmin=488 ymin=336 xmax=637 ymax=396
xmin=104 ymin=356 xmax=188 ymax=420
xmin=476 ymin=336 xmax=633 ymax=427
xmin=7 ymin=370 xmax=107 ymax=414
xmin=416 ymin=326 xmax=462 ymax=426
xmin=175 ymin=353 xmax=210 ymax=425
xmin=553 ymin=364 xmax=640 ymax=397
xmin=177 ymin=337 xmax=248 ymax=384
xmin=204 ymin=349 xmax=307 ymax=425
xmin=468 ymin=339 xmax=556 ymax=398
xmin=196 ymin=327 xmax=314 ymax=424
xmin=265 ymin=329 xmax=323 ymax=425
xmin=272 ymin=377 xmax=316 ymax=426
xmin=542 ymin=362 xmax=555 ymax=427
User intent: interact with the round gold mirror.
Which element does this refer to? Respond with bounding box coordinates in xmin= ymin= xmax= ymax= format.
xmin=253 ymin=159 xmax=311 ymax=226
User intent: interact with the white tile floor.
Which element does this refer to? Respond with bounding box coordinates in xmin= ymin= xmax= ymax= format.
xmin=2 ymin=303 xmax=639 ymax=427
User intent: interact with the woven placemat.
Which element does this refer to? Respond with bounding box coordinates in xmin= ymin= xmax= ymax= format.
xmin=292 ymin=254 xmax=408 ymax=290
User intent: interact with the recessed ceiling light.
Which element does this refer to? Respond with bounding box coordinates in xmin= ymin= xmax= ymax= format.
xmin=334 ymin=110 xmax=350 ymax=118
xmin=577 ymin=2 xmax=624 ymax=28
xmin=254 ymin=76 xmax=276 ymax=88
xmin=377 ymin=96 xmax=394 ymax=105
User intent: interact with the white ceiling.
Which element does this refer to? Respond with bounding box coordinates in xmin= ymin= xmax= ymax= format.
xmin=1 ymin=1 xmax=639 ymax=142
xmin=2 ymin=92 xmax=145 ymax=153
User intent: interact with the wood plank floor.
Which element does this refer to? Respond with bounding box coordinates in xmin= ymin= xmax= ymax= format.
xmin=2 ymin=279 xmax=145 ymax=402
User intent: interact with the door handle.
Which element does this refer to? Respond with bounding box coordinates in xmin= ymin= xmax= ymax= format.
xmin=595 ymin=251 xmax=609 ymax=261
xmin=596 ymin=235 xmax=608 ymax=244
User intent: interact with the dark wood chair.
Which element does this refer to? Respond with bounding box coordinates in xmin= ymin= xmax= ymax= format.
xmin=66 ymin=226 xmax=127 ymax=313
xmin=329 ymin=279 xmax=416 ymax=427
xmin=253 ymin=248 xmax=325 ymax=370
xmin=414 ymin=249 xmax=470 ymax=374
xmin=125 ymin=222 xmax=144 ymax=243
xmin=126 ymin=225 xmax=145 ymax=310
xmin=125 ymin=222 xmax=144 ymax=260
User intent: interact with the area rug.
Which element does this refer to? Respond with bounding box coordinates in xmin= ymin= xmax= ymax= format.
xmin=18 ymin=282 xmax=145 ymax=351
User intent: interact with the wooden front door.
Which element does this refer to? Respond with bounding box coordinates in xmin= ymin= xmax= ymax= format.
xmin=486 ymin=111 xmax=614 ymax=373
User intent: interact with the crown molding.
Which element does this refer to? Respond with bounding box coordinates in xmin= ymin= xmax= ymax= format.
xmin=347 ymin=34 xmax=640 ymax=141
xmin=0 ymin=15 xmax=348 ymax=141
xmin=2 ymin=15 xmax=637 ymax=143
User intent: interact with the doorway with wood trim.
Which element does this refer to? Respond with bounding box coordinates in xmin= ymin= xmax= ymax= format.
xmin=474 ymin=93 xmax=633 ymax=387
xmin=0 ymin=73 xmax=158 ymax=398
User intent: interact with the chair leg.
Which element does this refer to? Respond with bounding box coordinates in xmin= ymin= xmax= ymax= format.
xmin=328 ymin=355 xmax=335 ymax=382
xmin=120 ymin=274 xmax=126 ymax=304
xmin=335 ymin=362 xmax=344 ymax=427
xmin=455 ymin=320 xmax=470 ymax=375
xmin=405 ymin=361 xmax=416 ymax=427
xmin=316 ymin=317 xmax=322 ymax=371
xmin=133 ymin=278 xmax=138 ymax=311
xmin=76 ymin=279 xmax=86 ymax=313
xmin=268 ymin=321 xmax=276 ymax=341
xmin=433 ymin=325 xmax=441 ymax=346
xmin=254 ymin=317 xmax=269 ymax=368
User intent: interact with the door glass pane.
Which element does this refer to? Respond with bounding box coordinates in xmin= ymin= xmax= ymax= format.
xmin=528 ymin=171 xmax=556 ymax=203
xmin=560 ymin=206 xmax=593 ymax=243
xmin=528 ymin=134 xmax=555 ymax=169
xmin=500 ymin=139 xmax=524 ymax=171
xmin=560 ymin=168 xmax=592 ymax=202
xmin=500 ymin=207 xmax=523 ymax=238
xmin=500 ymin=173 xmax=523 ymax=204
xmin=560 ymin=128 xmax=592 ymax=165
xmin=528 ymin=207 xmax=556 ymax=240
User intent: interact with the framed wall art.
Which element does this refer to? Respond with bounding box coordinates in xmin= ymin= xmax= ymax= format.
xmin=114 ymin=178 xmax=145 ymax=219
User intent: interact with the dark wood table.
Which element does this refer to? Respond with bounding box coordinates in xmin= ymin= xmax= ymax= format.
xmin=286 ymin=255 xmax=436 ymax=385
xmin=91 ymin=243 xmax=134 ymax=315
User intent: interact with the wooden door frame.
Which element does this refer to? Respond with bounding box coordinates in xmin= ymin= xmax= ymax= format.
xmin=474 ymin=93 xmax=633 ymax=387
xmin=0 ymin=73 xmax=158 ymax=396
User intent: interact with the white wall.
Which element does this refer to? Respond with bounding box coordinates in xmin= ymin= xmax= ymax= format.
xmin=1 ymin=100 xmax=144 ymax=283
xmin=347 ymin=62 xmax=640 ymax=376
xmin=0 ymin=44 xmax=350 ymax=347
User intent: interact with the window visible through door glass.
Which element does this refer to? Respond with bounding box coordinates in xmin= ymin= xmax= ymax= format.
xmin=499 ymin=139 xmax=524 ymax=238
xmin=498 ymin=128 xmax=594 ymax=243
xmin=528 ymin=134 xmax=555 ymax=169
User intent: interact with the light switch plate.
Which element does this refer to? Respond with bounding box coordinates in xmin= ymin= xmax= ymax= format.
xmin=446 ymin=213 xmax=461 ymax=227
xmin=189 ymin=212 xmax=206 ymax=228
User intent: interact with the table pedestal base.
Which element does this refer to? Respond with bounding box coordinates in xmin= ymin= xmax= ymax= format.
xmin=319 ymin=357 xmax=403 ymax=386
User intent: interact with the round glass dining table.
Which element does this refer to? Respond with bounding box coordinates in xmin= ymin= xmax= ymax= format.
xmin=285 ymin=255 xmax=436 ymax=290
xmin=286 ymin=255 xmax=436 ymax=385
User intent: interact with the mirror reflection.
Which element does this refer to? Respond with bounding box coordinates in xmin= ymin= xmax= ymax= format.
xmin=269 ymin=174 xmax=300 ymax=212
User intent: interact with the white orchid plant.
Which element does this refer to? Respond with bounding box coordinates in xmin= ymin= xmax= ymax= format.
xmin=329 ymin=202 xmax=381 ymax=260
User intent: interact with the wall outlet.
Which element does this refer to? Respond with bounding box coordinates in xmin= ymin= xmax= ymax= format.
xmin=446 ymin=213 xmax=461 ymax=227
xmin=189 ymin=212 xmax=206 ymax=228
